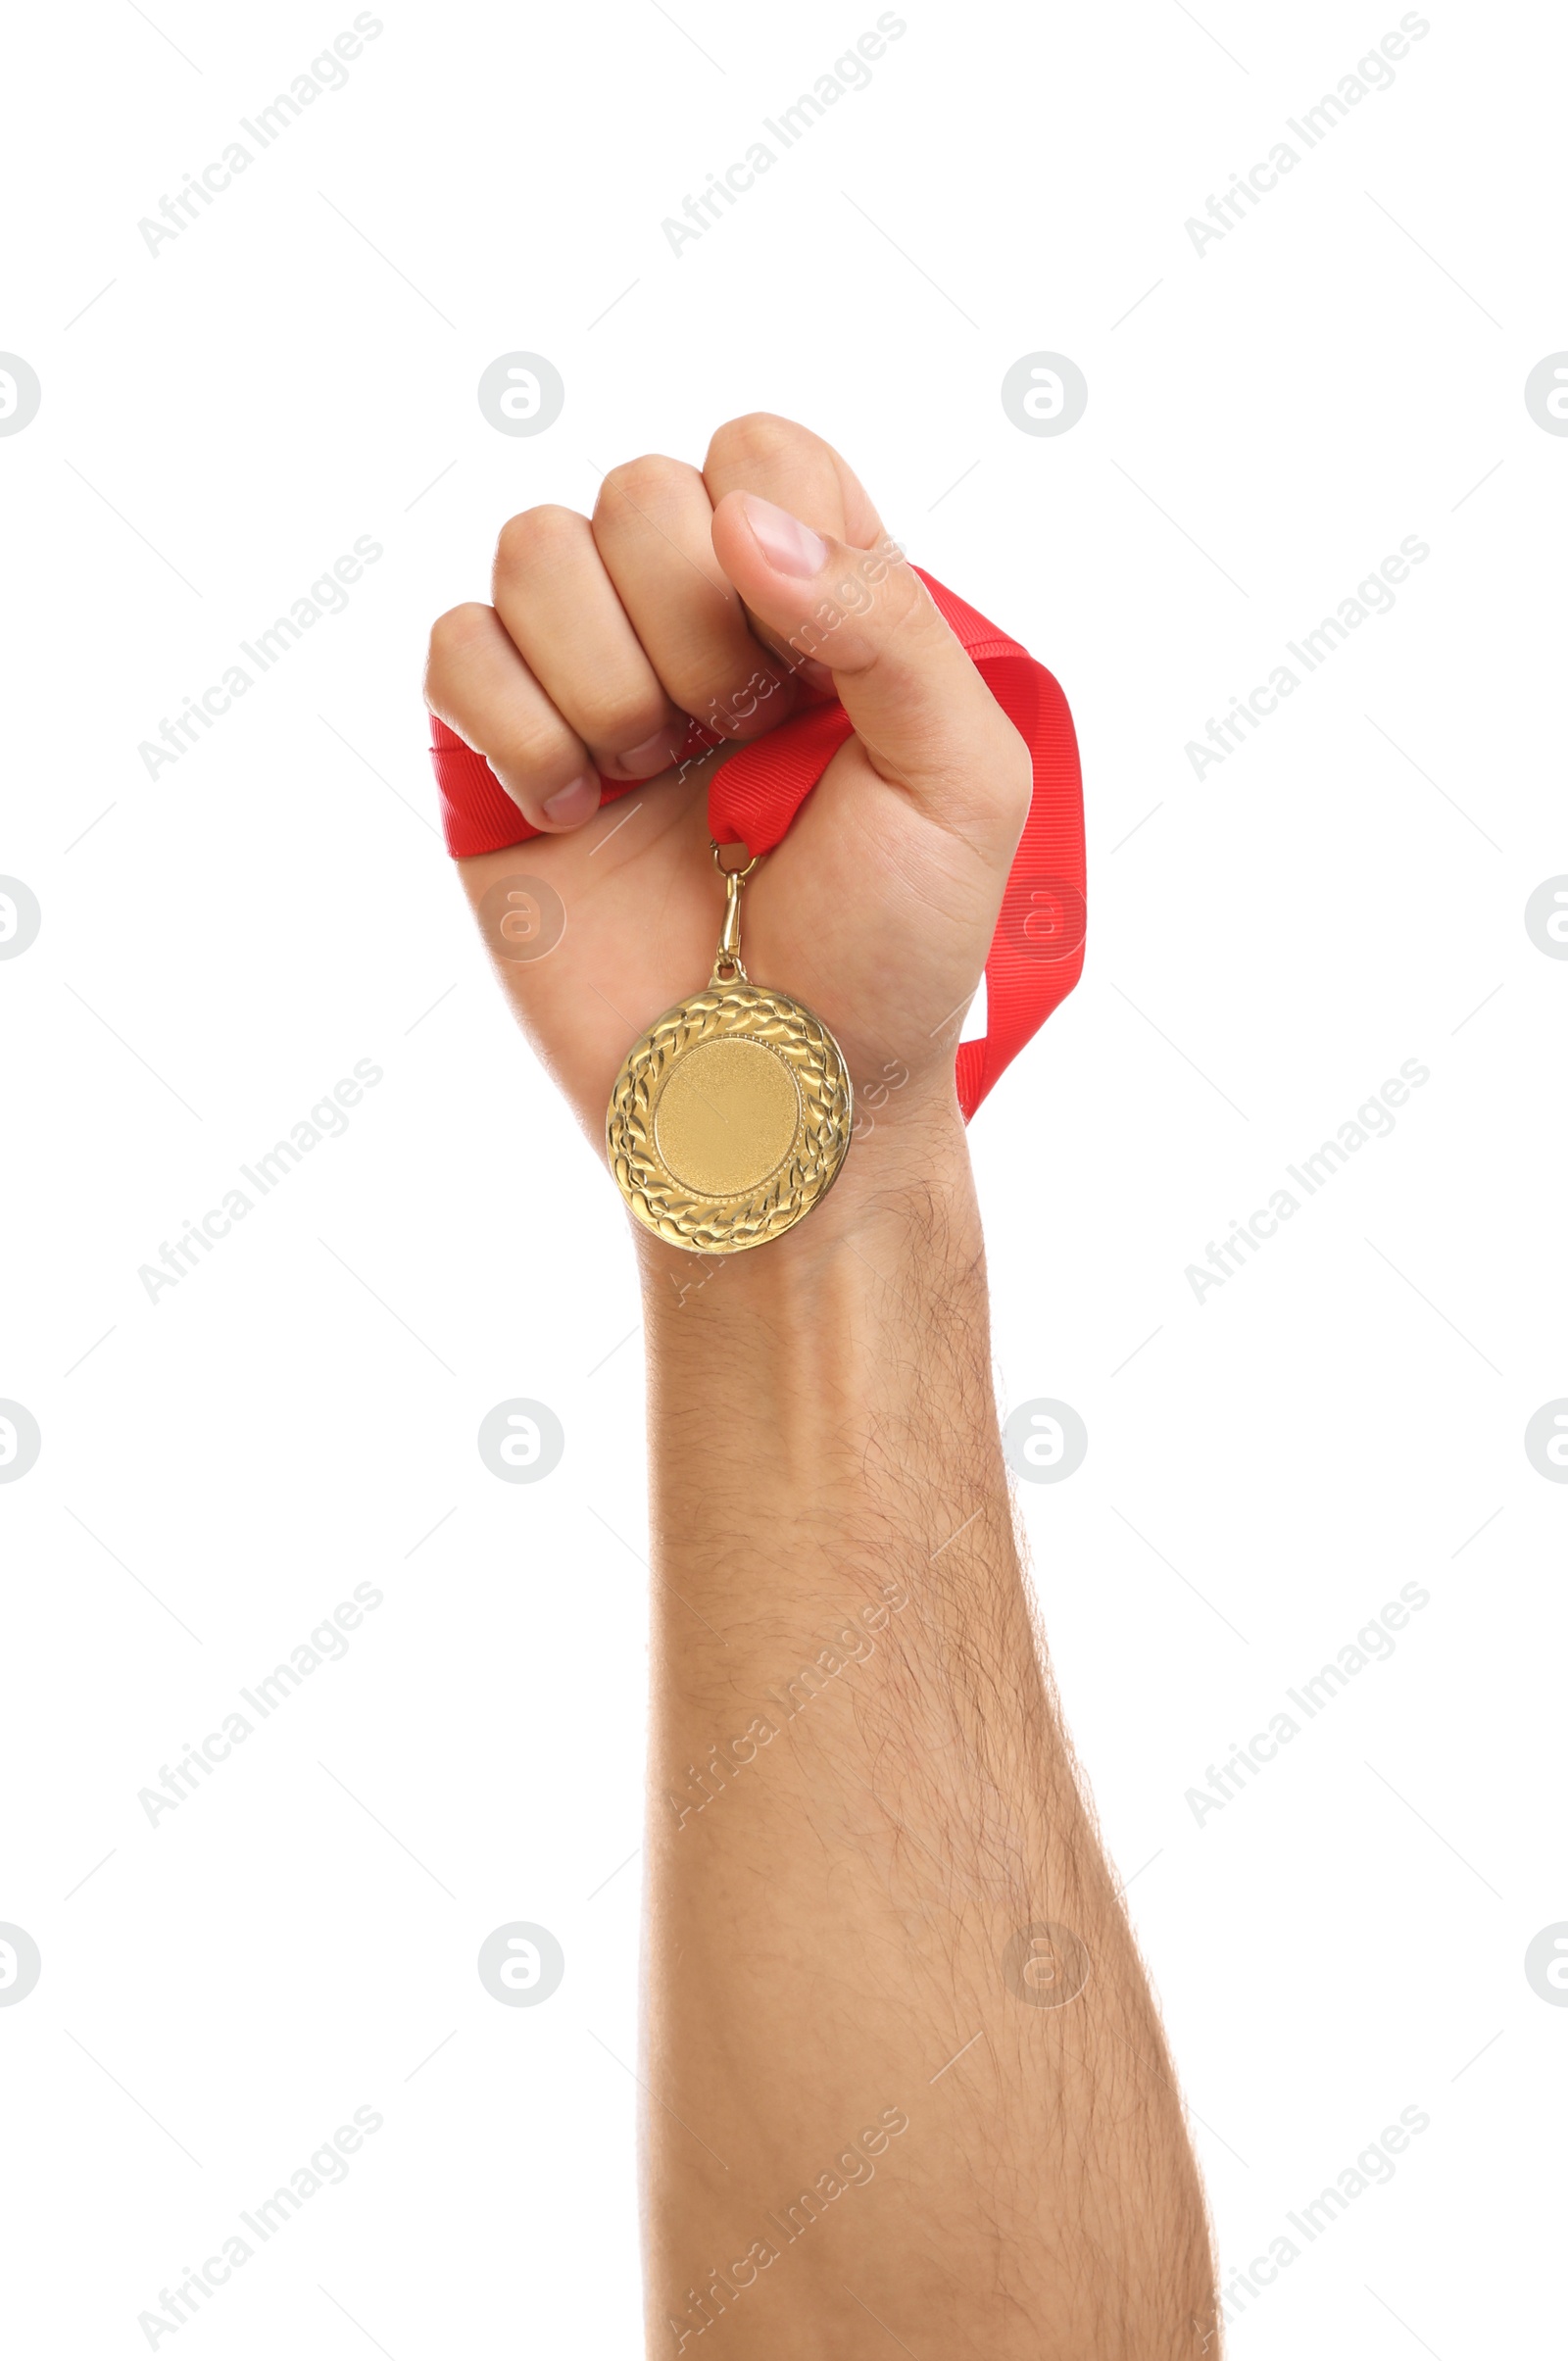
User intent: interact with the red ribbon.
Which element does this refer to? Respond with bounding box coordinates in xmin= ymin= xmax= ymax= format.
xmin=429 ymin=566 xmax=1084 ymax=1119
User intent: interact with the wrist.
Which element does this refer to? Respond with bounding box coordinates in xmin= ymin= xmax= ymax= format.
xmin=632 ymin=1073 xmax=1004 ymax=1628
xmin=632 ymin=1079 xmax=976 ymax=1324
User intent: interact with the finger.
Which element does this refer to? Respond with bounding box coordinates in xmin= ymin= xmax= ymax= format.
xmin=702 ymin=412 xmax=882 ymax=547
xmin=424 ymin=603 xmax=601 ymax=833
xmin=702 ymin=413 xmax=884 ymax=679
xmin=592 ymin=454 xmax=799 ymax=740
xmin=491 ymin=505 xmax=689 ymax=782
xmin=709 ymin=493 xmax=1032 ymax=852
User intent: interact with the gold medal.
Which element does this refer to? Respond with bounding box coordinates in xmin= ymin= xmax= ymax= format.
xmin=607 ymin=844 xmax=853 ymax=1254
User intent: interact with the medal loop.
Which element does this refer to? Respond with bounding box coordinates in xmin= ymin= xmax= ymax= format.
xmin=710 ymin=843 xmax=760 ymax=985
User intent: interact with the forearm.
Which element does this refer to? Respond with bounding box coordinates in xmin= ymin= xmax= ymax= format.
xmin=638 ymin=1100 xmax=1216 ymax=2357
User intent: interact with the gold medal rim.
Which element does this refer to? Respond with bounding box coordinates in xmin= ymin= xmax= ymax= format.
xmin=606 ymin=980 xmax=854 ymax=1254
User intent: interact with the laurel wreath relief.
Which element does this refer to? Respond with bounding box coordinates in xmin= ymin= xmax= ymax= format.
xmin=607 ymin=984 xmax=854 ymax=1253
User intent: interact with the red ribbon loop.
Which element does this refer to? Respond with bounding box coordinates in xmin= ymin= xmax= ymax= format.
xmin=429 ymin=566 xmax=1084 ymax=1119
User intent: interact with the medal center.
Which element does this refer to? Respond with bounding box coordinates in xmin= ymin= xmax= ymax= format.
xmin=654 ymin=1036 xmax=803 ymax=1197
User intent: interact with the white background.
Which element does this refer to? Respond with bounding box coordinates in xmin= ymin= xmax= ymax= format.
xmin=2 ymin=0 xmax=1563 ymax=2352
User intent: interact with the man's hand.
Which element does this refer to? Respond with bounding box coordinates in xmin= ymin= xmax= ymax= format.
xmin=424 ymin=414 xmax=1031 ymax=1155
xmin=425 ymin=415 xmax=1216 ymax=2356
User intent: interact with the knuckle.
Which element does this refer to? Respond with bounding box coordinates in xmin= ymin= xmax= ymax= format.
xmin=486 ymin=701 xmax=576 ymax=779
xmin=505 ymin=720 xmax=576 ymax=777
xmin=426 ymin=601 xmax=495 ymax=673
xmin=706 ymin=411 xmax=811 ymax=476
xmin=576 ymin=683 xmax=668 ymax=749
xmin=595 ymin=452 xmax=694 ymax=520
xmin=493 ymin=503 xmax=585 ymax=579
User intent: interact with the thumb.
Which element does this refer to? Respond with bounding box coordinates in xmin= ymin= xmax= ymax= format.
xmin=710 ymin=490 xmax=1031 ymax=854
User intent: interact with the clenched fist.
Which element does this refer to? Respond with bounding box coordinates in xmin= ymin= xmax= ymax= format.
xmin=424 ymin=414 xmax=1032 ymax=1200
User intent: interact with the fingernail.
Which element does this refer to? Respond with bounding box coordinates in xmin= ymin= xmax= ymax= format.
xmin=616 ymin=725 xmax=686 ymax=777
xmin=739 ymin=493 xmax=830 ymax=579
xmin=542 ymin=773 xmax=599 ymax=826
